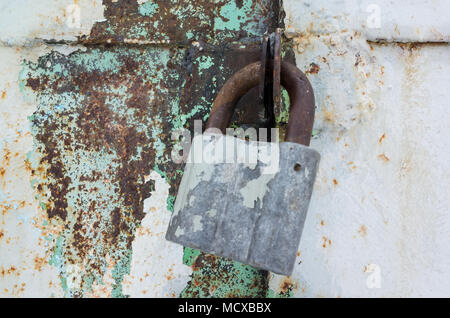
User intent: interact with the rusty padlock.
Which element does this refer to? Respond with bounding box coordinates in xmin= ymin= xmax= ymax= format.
xmin=166 ymin=61 xmax=320 ymax=276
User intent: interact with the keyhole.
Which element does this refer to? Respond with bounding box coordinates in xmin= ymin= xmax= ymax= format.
xmin=294 ymin=163 xmax=302 ymax=172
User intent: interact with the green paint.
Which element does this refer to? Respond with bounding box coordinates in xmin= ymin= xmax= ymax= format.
xmin=214 ymin=0 xmax=252 ymax=32
xmin=186 ymin=31 xmax=194 ymax=40
xmin=197 ymin=56 xmax=214 ymax=76
xmin=48 ymin=235 xmax=69 ymax=296
xmin=20 ymin=47 xmax=188 ymax=298
xmin=72 ymin=51 xmax=122 ymax=73
xmin=138 ymin=1 xmax=159 ymax=17
xmin=182 ymin=247 xmax=202 ymax=267
xmin=267 ymin=288 xmax=294 ymax=298
xmin=167 ymin=195 xmax=176 ymax=213
xmin=95 ymin=0 xmax=268 ymax=45
xmin=111 ymin=250 xmax=132 ymax=298
xmin=276 ymin=88 xmax=291 ymax=125
xmin=181 ymin=254 xmax=268 ymax=298
xmin=17 ymin=0 xmax=289 ymax=299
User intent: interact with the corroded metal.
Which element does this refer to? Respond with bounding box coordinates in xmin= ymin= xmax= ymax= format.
xmin=13 ymin=0 xmax=294 ymax=298
xmin=167 ymin=60 xmax=319 ymax=275
xmin=166 ymin=133 xmax=320 ymax=275
xmin=87 ymin=0 xmax=279 ymax=45
xmin=206 ymin=61 xmax=315 ymax=145
xmin=272 ymin=28 xmax=282 ymax=112
xmin=3 ymin=0 xmax=450 ymax=299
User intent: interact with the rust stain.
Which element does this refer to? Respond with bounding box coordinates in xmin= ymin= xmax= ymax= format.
xmin=182 ymin=253 xmax=268 ymax=297
xmin=1 ymin=203 xmax=13 ymax=216
xmin=17 ymin=0 xmax=293 ymax=298
xmin=34 ymin=255 xmax=47 ymax=272
xmin=378 ymin=153 xmax=390 ymax=162
xmin=0 ymin=266 xmax=18 ymax=277
xmin=1 ymin=91 xmax=6 ymax=100
xmin=333 ymin=179 xmax=338 ymax=186
xmin=322 ymin=236 xmax=332 ymax=248
xmin=306 ymin=62 xmax=320 ymax=75
xmin=358 ymin=225 xmax=367 ymax=237
xmin=165 ymin=267 xmax=175 ymax=281
xmin=279 ymin=277 xmax=297 ymax=294
xmin=323 ymin=110 xmax=336 ymax=124
xmin=355 ymin=53 xmax=363 ymax=67
xmin=379 ymin=133 xmax=386 ymax=144
xmin=320 ymin=220 xmax=325 ymax=226
xmin=2 ymin=147 xmax=11 ymax=167
xmin=88 ymin=0 xmax=278 ymax=46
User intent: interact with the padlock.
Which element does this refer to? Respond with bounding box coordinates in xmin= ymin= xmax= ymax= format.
xmin=166 ymin=61 xmax=320 ymax=276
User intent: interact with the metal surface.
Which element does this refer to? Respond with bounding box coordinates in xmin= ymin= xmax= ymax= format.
xmin=259 ymin=33 xmax=275 ymax=131
xmin=274 ymin=0 xmax=450 ymax=297
xmin=167 ymin=60 xmax=319 ymax=275
xmin=272 ymin=29 xmax=282 ymax=111
xmin=207 ymin=61 xmax=315 ymax=146
xmin=166 ymin=135 xmax=320 ymax=275
xmin=0 ymin=0 xmax=294 ymax=298
xmin=258 ymin=29 xmax=282 ymax=133
xmin=2 ymin=0 xmax=448 ymax=298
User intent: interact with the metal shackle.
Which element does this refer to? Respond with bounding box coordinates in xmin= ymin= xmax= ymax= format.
xmin=206 ymin=61 xmax=316 ymax=146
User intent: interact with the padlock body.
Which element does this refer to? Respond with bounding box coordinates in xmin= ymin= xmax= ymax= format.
xmin=166 ymin=134 xmax=320 ymax=276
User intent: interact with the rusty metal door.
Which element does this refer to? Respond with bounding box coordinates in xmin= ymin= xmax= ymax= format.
xmin=0 ymin=0 xmax=297 ymax=298
xmin=1 ymin=0 xmax=449 ymax=298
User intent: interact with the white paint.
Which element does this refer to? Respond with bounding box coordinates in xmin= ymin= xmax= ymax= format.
xmin=207 ymin=209 xmax=217 ymax=218
xmin=240 ymin=173 xmax=276 ymax=209
xmin=284 ymin=0 xmax=450 ymax=43
xmin=65 ymin=264 xmax=83 ymax=290
xmin=365 ymin=264 xmax=382 ymax=289
xmin=192 ymin=215 xmax=203 ymax=232
xmin=274 ymin=0 xmax=450 ymax=298
xmin=0 ymin=46 xmax=64 ymax=297
xmin=0 ymin=0 xmax=105 ymax=46
xmin=122 ymin=171 xmax=192 ymax=298
xmin=174 ymin=227 xmax=184 ymax=238
xmin=0 ymin=0 xmax=107 ymax=298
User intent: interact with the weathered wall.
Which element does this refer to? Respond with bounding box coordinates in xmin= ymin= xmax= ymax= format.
xmin=272 ymin=0 xmax=450 ymax=297
xmin=0 ymin=0 xmax=286 ymax=298
xmin=0 ymin=0 xmax=449 ymax=298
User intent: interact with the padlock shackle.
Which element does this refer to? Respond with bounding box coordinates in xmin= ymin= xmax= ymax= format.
xmin=206 ymin=61 xmax=315 ymax=146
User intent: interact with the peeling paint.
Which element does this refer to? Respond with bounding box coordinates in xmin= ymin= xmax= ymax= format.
xmin=2 ymin=0 xmax=292 ymax=298
xmin=122 ymin=171 xmax=192 ymax=298
xmin=240 ymin=173 xmax=275 ymax=209
xmin=0 ymin=46 xmax=64 ymax=297
xmin=0 ymin=0 xmax=105 ymax=46
xmin=18 ymin=46 xmax=204 ymax=297
xmin=88 ymin=0 xmax=278 ymax=46
xmin=181 ymin=253 xmax=268 ymax=298
xmin=279 ymin=0 xmax=450 ymax=298
xmin=138 ymin=1 xmax=159 ymax=17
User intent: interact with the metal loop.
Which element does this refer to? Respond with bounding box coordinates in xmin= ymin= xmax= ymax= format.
xmin=205 ymin=61 xmax=315 ymax=146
